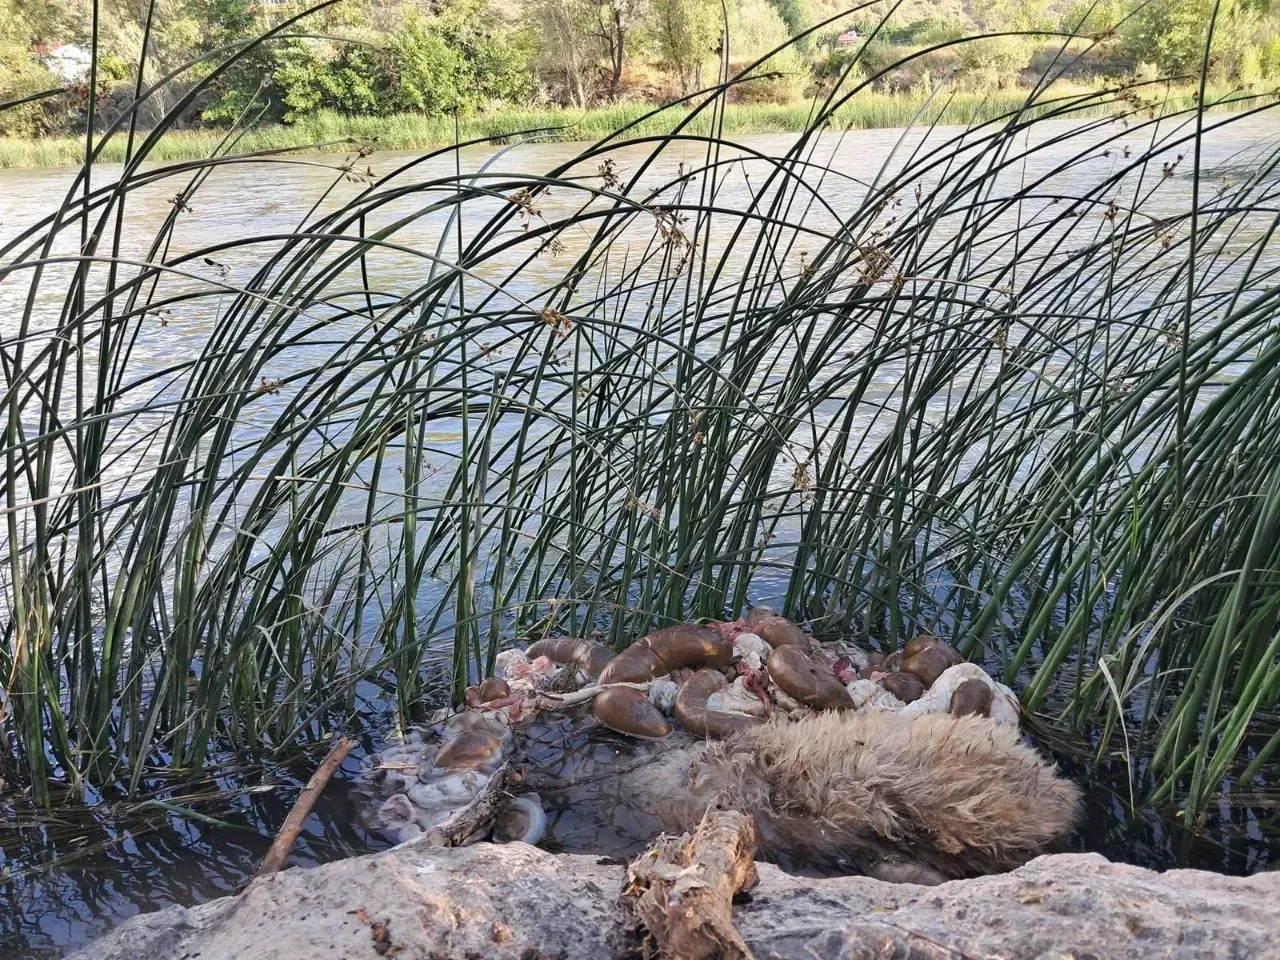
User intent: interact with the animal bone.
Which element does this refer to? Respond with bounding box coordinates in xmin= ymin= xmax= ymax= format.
xmin=536 ymin=679 xmax=651 ymax=708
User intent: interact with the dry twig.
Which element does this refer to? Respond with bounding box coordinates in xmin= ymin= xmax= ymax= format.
xmin=257 ymin=737 xmax=353 ymax=877
xmin=623 ymin=809 xmax=759 ymax=960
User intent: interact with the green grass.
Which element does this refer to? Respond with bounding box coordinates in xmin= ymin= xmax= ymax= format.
xmin=0 ymin=83 xmax=1246 ymax=168
xmin=1 ymin=9 xmax=1278 ymax=827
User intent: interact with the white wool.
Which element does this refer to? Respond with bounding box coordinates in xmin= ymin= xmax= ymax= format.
xmin=372 ymin=767 xmax=414 ymax=795
xmin=385 ymin=822 xmax=423 ymax=845
xmin=381 ymin=743 xmax=428 ymax=763
xmin=899 ymin=663 xmax=1021 ymax=728
xmin=437 ymin=770 xmax=489 ymax=799
xmin=408 ymin=770 xmax=487 ymax=810
xmin=988 ymin=683 xmax=1021 ymax=727
xmin=648 ymin=678 xmax=680 ymax=715
xmin=846 ymin=677 xmax=905 ymax=712
xmin=412 ymin=805 xmax=456 ymax=830
xmin=732 ymin=633 xmax=770 ymax=670
xmin=414 ymin=752 xmax=441 ymax=782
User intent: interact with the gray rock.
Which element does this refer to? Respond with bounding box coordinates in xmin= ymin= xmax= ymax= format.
xmin=72 ymin=844 xmax=1279 ymax=960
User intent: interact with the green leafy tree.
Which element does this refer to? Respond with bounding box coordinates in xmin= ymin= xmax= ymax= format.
xmin=653 ymin=0 xmax=720 ymax=93
xmin=198 ymin=0 xmax=260 ymax=49
xmin=1059 ymin=0 xmax=1136 ymax=35
xmin=533 ymin=0 xmax=601 ymax=106
xmin=727 ymin=0 xmax=807 ymax=101
xmin=1120 ymin=0 xmax=1251 ymax=76
xmin=213 ymin=0 xmax=530 ymax=122
xmin=396 ymin=0 xmax=531 ymax=112
xmin=961 ymin=0 xmax=1042 ymax=87
xmin=0 ymin=0 xmax=61 ymax=136
xmin=970 ymin=0 xmax=1046 ymax=31
xmin=764 ymin=0 xmax=813 ymax=51
xmin=273 ymin=36 xmax=386 ymax=119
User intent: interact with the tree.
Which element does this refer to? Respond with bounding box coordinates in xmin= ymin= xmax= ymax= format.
xmin=534 ymin=0 xmax=599 ymax=105
xmin=726 ymin=0 xmax=807 ymax=102
xmin=764 ymin=0 xmax=813 ymax=51
xmin=652 ymin=0 xmax=720 ymax=93
xmin=0 ymin=0 xmax=61 ymax=136
xmin=1058 ymin=0 xmax=1135 ymax=35
xmin=962 ymin=0 xmax=1042 ymax=88
xmin=398 ymin=0 xmax=531 ymax=111
xmin=970 ymin=0 xmax=1046 ymax=31
xmin=590 ymin=0 xmax=646 ymax=100
xmin=1120 ymin=0 xmax=1251 ymax=76
xmin=198 ymin=0 xmax=529 ymax=123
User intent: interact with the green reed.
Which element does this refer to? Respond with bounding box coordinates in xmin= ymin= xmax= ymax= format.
xmin=1 ymin=6 xmax=1278 ymax=820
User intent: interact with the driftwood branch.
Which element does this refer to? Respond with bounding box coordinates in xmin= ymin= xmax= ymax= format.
xmin=423 ymin=762 xmax=512 ymax=847
xmin=257 ymin=737 xmax=353 ymax=878
xmin=624 ymin=809 xmax=759 ymax=960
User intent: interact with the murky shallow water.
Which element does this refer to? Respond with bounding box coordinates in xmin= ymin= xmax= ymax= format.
xmin=4 ymin=117 xmax=1280 ymax=957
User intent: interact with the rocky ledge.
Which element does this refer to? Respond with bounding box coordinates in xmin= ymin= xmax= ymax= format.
xmin=75 ymin=840 xmax=1277 ymax=960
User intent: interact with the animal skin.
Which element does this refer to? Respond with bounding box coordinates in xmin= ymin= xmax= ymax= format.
xmin=614 ymin=710 xmax=1080 ymax=882
xmin=690 ymin=711 xmax=1082 ymax=880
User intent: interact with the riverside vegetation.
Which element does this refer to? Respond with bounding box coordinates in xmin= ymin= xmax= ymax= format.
xmin=0 ymin=0 xmax=1278 ymax=907
xmin=3 ymin=0 xmax=1280 ymax=163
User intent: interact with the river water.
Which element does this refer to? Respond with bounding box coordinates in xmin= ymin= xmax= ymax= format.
xmin=3 ymin=115 xmax=1280 ymax=957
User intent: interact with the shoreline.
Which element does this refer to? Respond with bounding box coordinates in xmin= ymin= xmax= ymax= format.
xmin=0 ymin=85 xmax=1229 ymax=169
xmin=73 ymin=840 xmax=1280 ymax=960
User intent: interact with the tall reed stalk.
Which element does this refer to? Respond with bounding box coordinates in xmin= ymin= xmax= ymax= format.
xmin=1 ymin=6 xmax=1277 ymax=818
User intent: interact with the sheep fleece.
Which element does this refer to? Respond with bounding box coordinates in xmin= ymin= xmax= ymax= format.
xmin=690 ymin=711 xmax=1082 ymax=877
